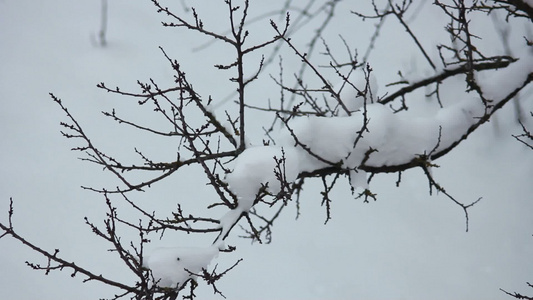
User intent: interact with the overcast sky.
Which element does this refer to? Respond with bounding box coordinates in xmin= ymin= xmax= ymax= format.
xmin=1 ymin=1 xmax=532 ymax=299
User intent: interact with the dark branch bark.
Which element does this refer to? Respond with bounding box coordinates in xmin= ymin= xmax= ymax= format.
xmin=379 ymin=58 xmax=516 ymax=105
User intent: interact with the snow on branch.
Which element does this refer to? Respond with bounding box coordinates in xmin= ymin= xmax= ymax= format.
xmin=219 ymin=39 xmax=533 ymax=236
xmin=2 ymin=0 xmax=533 ymax=299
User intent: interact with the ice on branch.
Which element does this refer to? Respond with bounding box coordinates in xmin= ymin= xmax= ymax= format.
xmin=144 ymin=244 xmax=220 ymax=288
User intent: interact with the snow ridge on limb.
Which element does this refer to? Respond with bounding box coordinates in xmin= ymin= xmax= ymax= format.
xmin=220 ymin=44 xmax=533 ymax=234
xmin=144 ymin=244 xmax=221 ymax=289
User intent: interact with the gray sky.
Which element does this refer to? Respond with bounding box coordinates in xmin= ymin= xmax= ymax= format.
xmin=1 ymin=1 xmax=532 ymax=299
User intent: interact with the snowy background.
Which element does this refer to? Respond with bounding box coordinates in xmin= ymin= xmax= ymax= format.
xmin=1 ymin=0 xmax=532 ymax=299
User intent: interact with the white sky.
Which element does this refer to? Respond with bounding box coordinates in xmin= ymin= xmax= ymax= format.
xmin=0 ymin=0 xmax=532 ymax=299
